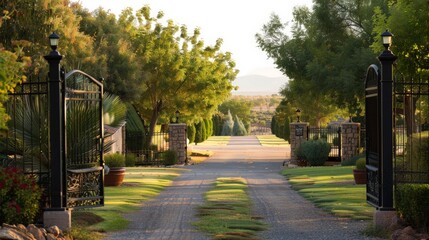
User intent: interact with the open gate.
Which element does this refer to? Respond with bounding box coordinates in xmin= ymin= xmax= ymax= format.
xmin=64 ymin=70 xmax=104 ymax=208
xmin=0 ymin=69 xmax=104 ymax=209
xmin=365 ymin=64 xmax=381 ymax=207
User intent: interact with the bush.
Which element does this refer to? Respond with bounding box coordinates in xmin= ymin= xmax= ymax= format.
xmin=125 ymin=153 xmax=136 ymax=167
xmin=341 ymin=152 xmax=365 ymax=166
xmin=294 ymin=142 xmax=308 ymax=166
xmin=104 ymin=153 xmax=125 ymax=168
xmin=355 ymin=158 xmax=366 ymax=170
xmin=0 ymin=167 xmax=42 ymax=225
xmin=299 ymin=139 xmax=331 ymax=166
xmin=395 ymin=184 xmax=429 ymax=231
xmin=162 ymin=150 xmax=178 ymax=166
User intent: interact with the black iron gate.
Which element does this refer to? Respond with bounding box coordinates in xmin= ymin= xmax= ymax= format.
xmin=64 ymin=70 xmax=104 ymax=208
xmin=365 ymin=64 xmax=381 ymax=207
xmin=0 ymin=70 xmax=104 ymax=209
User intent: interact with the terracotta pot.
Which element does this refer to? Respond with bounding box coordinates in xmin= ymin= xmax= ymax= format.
xmin=353 ymin=169 xmax=367 ymax=184
xmin=105 ymin=167 xmax=126 ymax=186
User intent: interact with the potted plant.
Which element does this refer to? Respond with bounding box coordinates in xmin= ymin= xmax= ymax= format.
xmin=353 ymin=158 xmax=367 ymax=184
xmin=104 ymin=153 xmax=126 ymax=186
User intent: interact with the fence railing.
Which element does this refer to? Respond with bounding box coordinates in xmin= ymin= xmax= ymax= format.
xmin=126 ymin=131 xmax=169 ymax=166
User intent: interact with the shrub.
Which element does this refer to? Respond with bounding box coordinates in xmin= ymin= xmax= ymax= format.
xmin=0 ymin=167 xmax=42 ymax=225
xmin=355 ymin=158 xmax=366 ymax=170
xmin=187 ymin=124 xmax=196 ymax=143
xmin=341 ymin=152 xmax=365 ymax=166
xmin=395 ymin=184 xmax=429 ymax=231
xmin=300 ymin=139 xmax=331 ymax=166
xmin=125 ymin=153 xmax=136 ymax=167
xmin=104 ymin=153 xmax=125 ymax=168
xmin=162 ymin=150 xmax=178 ymax=166
xmin=294 ymin=141 xmax=308 ymax=166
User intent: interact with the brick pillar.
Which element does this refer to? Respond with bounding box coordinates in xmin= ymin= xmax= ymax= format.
xmin=289 ymin=122 xmax=309 ymax=164
xmin=340 ymin=122 xmax=360 ymax=162
xmin=168 ymin=123 xmax=187 ymax=164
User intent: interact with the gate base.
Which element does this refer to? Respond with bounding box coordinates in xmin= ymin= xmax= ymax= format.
xmin=43 ymin=209 xmax=72 ymax=231
xmin=373 ymin=209 xmax=396 ymax=229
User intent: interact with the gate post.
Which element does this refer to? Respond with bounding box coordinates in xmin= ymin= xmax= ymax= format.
xmin=289 ymin=122 xmax=309 ymax=164
xmin=169 ymin=123 xmax=188 ymax=164
xmin=340 ymin=122 xmax=360 ymax=162
xmin=374 ymin=30 xmax=397 ymax=227
xmin=43 ymin=33 xmax=71 ymax=230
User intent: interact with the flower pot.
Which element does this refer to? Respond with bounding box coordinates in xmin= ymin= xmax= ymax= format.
xmin=353 ymin=169 xmax=366 ymax=184
xmin=105 ymin=167 xmax=126 ymax=186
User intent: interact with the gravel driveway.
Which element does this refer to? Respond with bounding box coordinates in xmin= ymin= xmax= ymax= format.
xmin=106 ymin=136 xmax=378 ymax=240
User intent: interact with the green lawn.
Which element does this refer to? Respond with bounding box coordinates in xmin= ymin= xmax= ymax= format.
xmin=256 ymin=135 xmax=289 ymax=146
xmin=196 ymin=136 xmax=231 ymax=146
xmin=194 ymin=177 xmax=267 ymax=240
xmin=73 ymin=167 xmax=185 ymax=233
xmin=282 ymin=166 xmax=373 ymax=220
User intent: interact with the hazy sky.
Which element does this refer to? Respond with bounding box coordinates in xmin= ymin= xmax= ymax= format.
xmin=79 ymin=0 xmax=313 ymax=77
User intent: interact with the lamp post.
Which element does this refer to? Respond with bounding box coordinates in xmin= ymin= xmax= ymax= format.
xmin=296 ymin=108 xmax=301 ymax=123
xmin=175 ymin=110 xmax=180 ymax=123
xmin=44 ymin=32 xmax=64 ymax=210
xmin=378 ymin=30 xmax=397 ymax=210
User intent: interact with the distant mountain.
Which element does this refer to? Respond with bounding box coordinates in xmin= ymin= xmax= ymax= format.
xmin=232 ymin=75 xmax=288 ymax=96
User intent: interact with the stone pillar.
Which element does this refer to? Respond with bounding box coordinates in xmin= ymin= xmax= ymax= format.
xmin=44 ymin=209 xmax=71 ymax=231
xmin=289 ymin=122 xmax=309 ymax=164
xmin=340 ymin=122 xmax=360 ymax=162
xmin=168 ymin=123 xmax=187 ymax=164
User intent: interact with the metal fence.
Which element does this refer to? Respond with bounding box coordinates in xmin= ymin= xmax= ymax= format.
xmin=394 ymin=75 xmax=429 ymax=184
xmin=307 ymin=126 xmax=341 ymax=161
xmin=126 ymin=131 xmax=169 ymax=166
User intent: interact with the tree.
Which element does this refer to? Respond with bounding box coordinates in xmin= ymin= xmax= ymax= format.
xmin=233 ymin=115 xmax=247 ymax=136
xmin=194 ymin=122 xmax=203 ymax=145
xmin=283 ymin=116 xmax=290 ymax=142
xmin=221 ymin=110 xmax=234 ymax=136
xmin=256 ymin=0 xmax=383 ymax=122
xmin=123 ymin=6 xmax=237 ymax=147
xmin=212 ymin=113 xmax=223 ymax=136
xmin=187 ymin=124 xmax=196 ymax=143
xmin=372 ymin=0 xmax=429 ymax=76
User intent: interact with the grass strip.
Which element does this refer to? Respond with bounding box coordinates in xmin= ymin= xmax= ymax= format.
xmin=197 ymin=136 xmax=231 ymax=146
xmin=72 ymin=167 xmax=185 ymax=233
xmin=282 ymin=166 xmax=373 ymax=220
xmin=256 ymin=135 xmax=289 ymax=146
xmin=194 ymin=177 xmax=267 ymax=240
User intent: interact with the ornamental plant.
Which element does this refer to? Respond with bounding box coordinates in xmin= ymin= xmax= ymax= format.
xmin=0 ymin=167 xmax=42 ymax=225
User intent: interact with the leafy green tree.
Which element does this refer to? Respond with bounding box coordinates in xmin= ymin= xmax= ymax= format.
xmin=372 ymin=0 xmax=429 ymax=76
xmin=120 ymin=6 xmax=237 ymax=147
xmin=218 ymin=98 xmax=252 ymax=126
xmin=256 ymin=0 xmax=383 ymax=122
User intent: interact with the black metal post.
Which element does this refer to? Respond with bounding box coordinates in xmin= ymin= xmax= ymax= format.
xmin=44 ymin=37 xmax=64 ymax=210
xmin=378 ymin=38 xmax=397 ymax=211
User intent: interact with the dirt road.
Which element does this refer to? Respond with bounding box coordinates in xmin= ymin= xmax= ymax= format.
xmin=106 ymin=136 xmax=375 ymax=240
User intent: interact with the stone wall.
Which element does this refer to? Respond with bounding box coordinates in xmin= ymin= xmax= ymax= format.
xmin=289 ymin=122 xmax=309 ymax=163
xmin=168 ymin=123 xmax=187 ymax=164
xmin=340 ymin=122 xmax=360 ymax=161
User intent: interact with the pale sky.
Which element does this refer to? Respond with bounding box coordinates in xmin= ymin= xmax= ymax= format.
xmin=79 ymin=0 xmax=313 ymax=78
